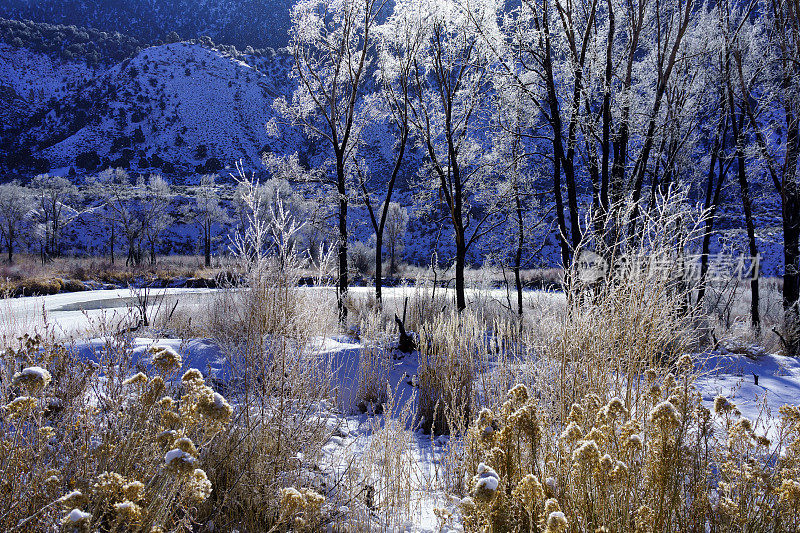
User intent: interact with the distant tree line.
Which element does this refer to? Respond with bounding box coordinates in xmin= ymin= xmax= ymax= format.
xmin=0 ymin=18 xmax=144 ymax=65
xmin=0 ymin=0 xmax=296 ymax=50
xmin=0 ymin=170 xmax=348 ymax=269
xmin=0 ymin=17 xmax=280 ymax=67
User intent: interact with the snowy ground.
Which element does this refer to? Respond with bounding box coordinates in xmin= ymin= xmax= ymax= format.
xmin=3 ymin=288 xmax=799 ymax=530
xmin=0 ymin=287 xmax=217 ymax=340
xmin=697 ymin=348 xmax=800 ymax=440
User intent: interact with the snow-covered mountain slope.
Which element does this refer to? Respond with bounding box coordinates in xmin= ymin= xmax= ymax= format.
xmin=0 ymin=43 xmax=101 ymax=132
xmin=9 ymin=42 xmax=296 ymax=174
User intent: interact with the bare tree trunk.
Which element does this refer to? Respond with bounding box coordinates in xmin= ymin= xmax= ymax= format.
xmin=784 ymin=189 xmax=800 ymax=354
xmin=449 ymin=123 xmax=468 ymax=312
xmin=514 ymin=190 xmax=524 ymax=316
xmin=552 ymin=156 xmax=570 ymax=270
xmin=731 ymin=110 xmax=761 ymax=332
xmin=782 ymin=116 xmax=800 ymax=354
xmin=375 ymin=232 xmax=384 ymax=298
xmin=455 ymin=230 xmax=466 ymax=311
xmin=628 ymin=0 xmax=693 ymax=237
xmin=600 ymin=0 xmax=615 ymax=222
xmin=204 ymin=222 xmax=211 ymax=267
xmin=389 ymin=237 xmax=396 ymax=277
xmin=336 ymin=155 xmax=349 ymax=325
xmin=541 ymin=4 xmax=573 ymax=268
xmin=367 ymin=126 xmax=407 ymax=306
xmin=697 ymin=108 xmax=727 ymax=306
xmin=608 ymin=0 xmax=645 ymax=250
xmin=109 ymin=223 xmax=115 ymax=265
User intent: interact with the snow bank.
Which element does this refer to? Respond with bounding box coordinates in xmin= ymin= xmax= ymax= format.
xmin=696 ymin=350 xmax=800 ymax=438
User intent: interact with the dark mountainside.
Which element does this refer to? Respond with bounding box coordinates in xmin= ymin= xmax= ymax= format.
xmin=0 ymin=0 xmax=294 ymax=49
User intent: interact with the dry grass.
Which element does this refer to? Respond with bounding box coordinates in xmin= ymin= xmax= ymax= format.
xmin=704 ymin=277 xmax=786 ymax=353
xmin=0 ymin=254 xmax=228 ymax=296
xmin=0 ymin=332 xmax=232 ymax=532
xmin=458 ymin=373 xmax=800 ymax=532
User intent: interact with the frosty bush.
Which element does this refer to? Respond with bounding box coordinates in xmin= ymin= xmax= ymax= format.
xmin=0 ymin=334 xmax=232 ymax=531
xmin=459 ymin=378 xmax=800 ymax=532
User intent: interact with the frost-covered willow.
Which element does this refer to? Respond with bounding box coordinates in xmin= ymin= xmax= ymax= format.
xmin=386 ymin=0 xmax=507 ymax=311
xmin=190 ymin=174 xmax=230 ymax=267
xmin=269 ymin=0 xmax=385 ymax=325
xmin=0 ymin=182 xmax=34 ymax=263
xmin=86 ymin=169 xmax=173 ymax=267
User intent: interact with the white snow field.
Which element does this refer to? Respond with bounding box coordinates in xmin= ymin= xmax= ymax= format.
xmin=3 ymin=287 xmax=799 ymax=530
xmin=0 ymin=287 xmax=216 ymax=340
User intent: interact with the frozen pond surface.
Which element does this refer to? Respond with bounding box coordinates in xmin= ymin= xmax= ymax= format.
xmin=0 ymin=287 xmax=217 ymax=340
xmin=0 ymin=285 xmax=564 ymax=341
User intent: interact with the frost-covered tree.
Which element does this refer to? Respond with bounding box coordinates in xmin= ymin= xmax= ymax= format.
xmin=353 ymin=4 xmax=423 ymax=303
xmin=88 ymin=169 xmax=132 ymax=265
xmin=401 ymin=0 xmax=505 ymax=311
xmin=191 ymin=174 xmax=230 ymax=267
xmin=481 ymin=0 xmax=697 ymax=263
xmin=734 ymin=0 xmax=800 ymax=353
xmin=89 ymin=169 xmax=166 ymax=266
xmin=382 ymin=201 xmax=408 ymax=276
xmin=30 ymin=174 xmax=80 ymax=259
xmin=270 ymin=0 xmax=385 ymax=323
xmin=142 ymin=174 xmax=173 ymax=265
xmin=489 ymin=78 xmax=549 ymax=316
xmin=257 ymin=178 xmax=321 ymax=255
xmin=192 ymin=174 xmax=230 ymax=267
xmin=0 ymin=182 xmax=33 ymax=263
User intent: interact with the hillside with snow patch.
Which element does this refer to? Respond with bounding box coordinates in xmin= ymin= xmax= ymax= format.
xmin=0 ymin=43 xmax=101 ymax=132
xmin=5 ymin=42 xmax=301 ymax=174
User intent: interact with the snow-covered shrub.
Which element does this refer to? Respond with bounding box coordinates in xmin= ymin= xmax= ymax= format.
xmin=149 ymin=344 xmax=182 ymax=375
xmin=458 ymin=365 xmax=800 ymax=532
xmin=349 ymin=240 xmax=376 ymax=277
xmin=540 ymin=190 xmax=703 ymax=426
xmin=275 ymin=487 xmax=325 ymax=531
xmin=417 ymin=310 xmax=482 ymax=435
xmin=193 ymin=168 xmax=337 ymax=530
xmin=0 ymin=333 xmax=232 ymax=531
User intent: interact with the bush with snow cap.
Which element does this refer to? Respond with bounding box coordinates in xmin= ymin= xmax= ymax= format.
xmin=180 ymin=368 xmax=233 ymax=428
xmin=0 ymin=332 xmax=237 ymax=531
xmin=59 ymin=490 xmax=88 ymax=509
xmin=472 ymin=462 xmax=500 ymax=503
xmin=545 ymin=510 xmax=568 ymax=532
xmin=62 ymin=508 xmax=91 ymax=531
xmin=462 ymin=384 xmax=551 ymax=529
xmin=122 ymin=372 xmax=148 ymax=386
xmin=113 ymin=499 xmax=143 ymax=523
xmin=150 ymin=345 xmax=182 ymax=374
xmin=276 ymin=487 xmax=325 ymax=530
xmin=165 ymin=447 xmax=198 ymax=474
xmin=650 ymin=400 xmax=681 ymax=429
xmin=2 ymin=396 xmax=36 ymax=419
xmin=12 ymin=365 xmax=52 ymax=392
xmin=187 ymin=468 xmax=213 ymax=502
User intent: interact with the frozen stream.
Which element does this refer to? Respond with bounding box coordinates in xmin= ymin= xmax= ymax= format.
xmin=0 ymin=287 xmax=217 ymax=340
